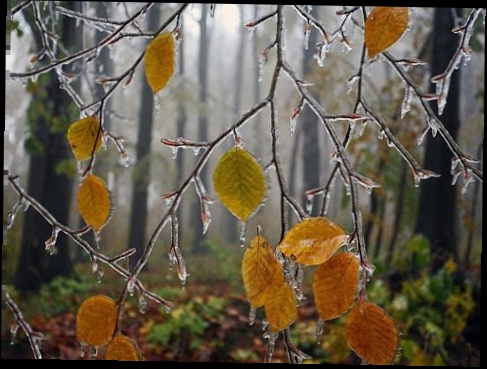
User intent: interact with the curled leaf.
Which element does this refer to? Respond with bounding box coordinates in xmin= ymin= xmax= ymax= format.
xmin=313 ymin=252 xmax=360 ymax=321
xmin=67 ymin=117 xmax=103 ymax=161
xmin=105 ymin=334 xmax=140 ymax=361
xmin=242 ymin=235 xmax=280 ymax=309
xmin=345 ymin=300 xmax=399 ymax=365
xmin=213 ymin=147 xmax=266 ymax=222
xmin=145 ymin=32 xmax=175 ymax=94
xmin=277 ymin=217 xmax=348 ymax=266
xmin=77 ymin=174 xmax=111 ymax=232
xmin=76 ymin=295 xmax=117 ymax=347
xmin=364 ymin=7 xmax=410 ymax=58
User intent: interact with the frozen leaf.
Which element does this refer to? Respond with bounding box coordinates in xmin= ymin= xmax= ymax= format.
xmin=313 ymin=252 xmax=360 ymax=321
xmin=213 ymin=147 xmax=266 ymax=221
xmin=345 ymin=300 xmax=399 ymax=365
xmin=242 ymin=235 xmax=280 ymax=309
xmin=76 ymin=295 xmax=117 ymax=347
xmin=77 ymin=174 xmax=111 ymax=232
xmin=277 ymin=217 xmax=348 ymax=266
xmin=364 ymin=7 xmax=410 ymax=59
xmin=264 ymin=276 xmax=297 ymax=333
xmin=67 ymin=117 xmax=103 ymax=161
xmin=105 ymin=334 xmax=140 ymax=361
xmin=144 ymin=32 xmax=175 ymax=94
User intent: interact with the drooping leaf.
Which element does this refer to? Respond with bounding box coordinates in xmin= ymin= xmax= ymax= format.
xmin=67 ymin=117 xmax=103 ymax=161
xmin=364 ymin=7 xmax=410 ymax=59
xmin=105 ymin=334 xmax=140 ymax=361
xmin=77 ymin=174 xmax=111 ymax=232
xmin=264 ymin=275 xmax=297 ymax=333
xmin=213 ymin=147 xmax=266 ymax=222
xmin=277 ymin=217 xmax=348 ymax=266
xmin=76 ymin=295 xmax=117 ymax=347
xmin=242 ymin=235 xmax=280 ymax=309
xmin=313 ymin=252 xmax=360 ymax=321
xmin=345 ymin=300 xmax=399 ymax=365
xmin=144 ymin=31 xmax=175 ymax=94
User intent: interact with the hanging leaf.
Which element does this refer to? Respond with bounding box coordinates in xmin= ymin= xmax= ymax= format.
xmin=77 ymin=174 xmax=111 ymax=232
xmin=264 ymin=275 xmax=297 ymax=333
xmin=213 ymin=147 xmax=266 ymax=222
xmin=364 ymin=7 xmax=410 ymax=59
xmin=105 ymin=334 xmax=140 ymax=361
xmin=67 ymin=117 xmax=103 ymax=161
xmin=76 ymin=295 xmax=117 ymax=347
xmin=277 ymin=217 xmax=348 ymax=266
xmin=313 ymin=252 xmax=360 ymax=321
xmin=242 ymin=235 xmax=280 ymax=309
xmin=145 ymin=31 xmax=175 ymax=94
xmin=345 ymin=300 xmax=399 ymax=365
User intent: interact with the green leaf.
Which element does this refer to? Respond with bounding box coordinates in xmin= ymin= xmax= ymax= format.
xmin=213 ymin=146 xmax=266 ymax=222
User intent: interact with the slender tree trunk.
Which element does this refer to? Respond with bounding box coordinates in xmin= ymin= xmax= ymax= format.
xmin=14 ymin=2 xmax=81 ymax=293
xmin=414 ymin=8 xmax=462 ymax=273
xmin=128 ymin=4 xmax=161 ymax=270
xmin=301 ymin=6 xmax=321 ymax=216
xmin=192 ymin=4 xmax=209 ymax=253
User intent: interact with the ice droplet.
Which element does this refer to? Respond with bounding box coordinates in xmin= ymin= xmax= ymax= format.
xmin=171 ymin=146 xmax=179 ymax=159
xmin=249 ymin=307 xmax=257 ymax=326
xmin=90 ymin=345 xmax=98 ymax=359
xmin=7 ymin=198 xmax=23 ymax=230
xmin=10 ymin=324 xmax=19 ymax=345
xmin=97 ymin=267 xmax=105 ymax=283
xmin=347 ymin=75 xmax=359 ymax=94
xmin=91 ymin=260 xmax=98 ymax=274
xmin=305 ymin=193 xmax=314 ymax=214
xmin=45 ymin=227 xmax=60 ymax=255
xmin=247 ymin=26 xmax=255 ymax=41
xmin=239 ymin=222 xmax=247 ymax=248
xmin=401 ymin=85 xmax=413 ymax=119
xmin=315 ymin=319 xmax=325 ymax=344
xmin=80 ymin=342 xmax=87 ymax=358
xmin=127 ymin=275 xmax=136 ymax=297
xmin=139 ymin=294 xmax=148 ymax=314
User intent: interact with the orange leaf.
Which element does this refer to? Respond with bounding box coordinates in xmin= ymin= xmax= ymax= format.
xmin=242 ymin=235 xmax=280 ymax=309
xmin=67 ymin=117 xmax=103 ymax=161
xmin=364 ymin=7 xmax=410 ymax=58
xmin=345 ymin=300 xmax=399 ymax=365
xmin=264 ymin=277 xmax=297 ymax=333
xmin=76 ymin=295 xmax=117 ymax=347
xmin=105 ymin=334 xmax=140 ymax=361
xmin=313 ymin=252 xmax=360 ymax=321
xmin=77 ymin=174 xmax=111 ymax=233
xmin=277 ymin=217 xmax=348 ymax=266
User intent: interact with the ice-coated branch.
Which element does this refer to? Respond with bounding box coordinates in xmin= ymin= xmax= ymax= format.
xmin=11 ymin=0 xmax=32 ymax=16
xmin=4 ymin=289 xmax=44 ymax=359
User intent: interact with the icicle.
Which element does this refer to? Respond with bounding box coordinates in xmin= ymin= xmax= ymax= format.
xmin=315 ymin=319 xmax=325 ymax=344
xmin=426 ymin=117 xmax=440 ymax=138
xmin=401 ymin=85 xmax=413 ymax=118
xmin=7 ymin=198 xmax=24 ymax=230
xmin=323 ymin=191 xmax=331 ymax=215
xmin=258 ymin=53 xmax=266 ymax=82
xmin=139 ymin=294 xmax=148 ymax=314
xmin=91 ymin=258 xmax=98 ymax=274
xmin=361 ymin=358 xmax=370 ymax=365
xmin=239 ymin=222 xmax=247 ymax=248
xmin=248 ymin=307 xmax=257 ymax=326
xmin=417 ymin=126 xmax=429 ymax=146
xmin=154 ymin=94 xmax=161 ymax=120
xmin=341 ymin=36 xmax=352 ymax=53
xmin=247 ymin=26 xmax=255 ymax=41
xmin=79 ymin=342 xmax=87 ymax=358
xmin=90 ymin=345 xmax=98 ymax=359
xmin=263 ymin=331 xmax=279 ymax=363
xmin=461 ymin=169 xmax=474 ymax=194
xmin=127 ymin=275 xmax=136 ymax=297
xmin=377 ymin=129 xmax=385 ymax=140
xmin=305 ymin=193 xmax=314 ymax=214
xmin=10 ymin=324 xmax=19 ymax=345
xmin=171 ymin=146 xmax=179 ymax=159
xmin=314 ymin=42 xmax=330 ymax=67
xmin=413 ymin=168 xmax=441 ymax=188
xmin=347 ymin=75 xmax=359 ymax=94
xmin=45 ymin=227 xmax=60 ymax=255
xmin=94 ymin=231 xmax=101 ymax=248
xmin=450 ymin=157 xmax=460 ymax=175
xmin=96 ymin=267 xmax=104 ymax=283
xmin=201 ymin=201 xmax=211 ymax=235
xmin=192 ymin=147 xmax=201 ymax=156
xmin=304 ymin=23 xmax=311 ymax=50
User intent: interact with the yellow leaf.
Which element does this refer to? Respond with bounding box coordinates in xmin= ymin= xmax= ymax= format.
xmin=213 ymin=147 xmax=266 ymax=222
xmin=67 ymin=117 xmax=103 ymax=161
xmin=313 ymin=252 xmax=360 ymax=321
xmin=76 ymin=295 xmax=117 ymax=347
xmin=242 ymin=235 xmax=280 ymax=309
xmin=264 ymin=276 xmax=297 ymax=333
xmin=277 ymin=217 xmax=348 ymax=266
xmin=77 ymin=174 xmax=111 ymax=232
xmin=145 ymin=32 xmax=175 ymax=94
xmin=345 ymin=300 xmax=399 ymax=365
xmin=364 ymin=7 xmax=410 ymax=58
xmin=105 ymin=334 xmax=140 ymax=361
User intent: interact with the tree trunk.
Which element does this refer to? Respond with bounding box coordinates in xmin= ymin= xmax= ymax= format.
xmin=13 ymin=2 xmax=81 ymax=293
xmin=414 ymin=8 xmax=462 ymax=273
xmin=192 ymin=4 xmax=209 ymax=253
xmin=128 ymin=4 xmax=161 ymax=270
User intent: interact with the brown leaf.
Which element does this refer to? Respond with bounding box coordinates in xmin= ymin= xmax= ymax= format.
xmin=313 ymin=252 xmax=360 ymax=321
xmin=364 ymin=7 xmax=410 ymax=58
xmin=345 ymin=300 xmax=399 ymax=365
xmin=277 ymin=217 xmax=348 ymax=266
xmin=242 ymin=235 xmax=280 ymax=309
